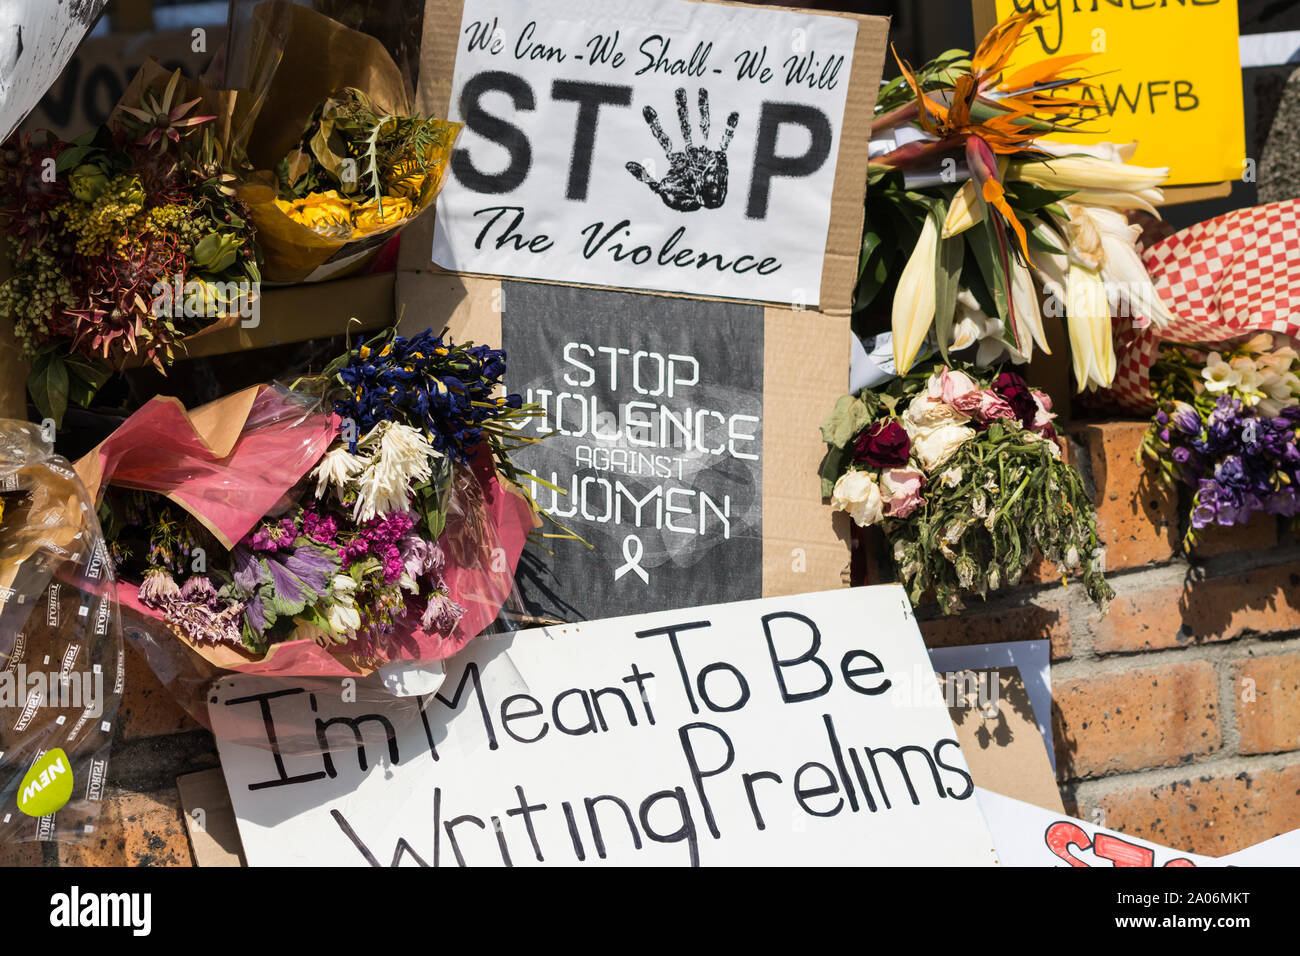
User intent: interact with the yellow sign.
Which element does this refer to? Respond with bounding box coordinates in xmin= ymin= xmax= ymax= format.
xmin=987 ymin=0 xmax=1245 ymax=186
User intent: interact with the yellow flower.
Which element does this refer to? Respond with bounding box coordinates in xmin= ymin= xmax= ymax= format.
xmin=353 ymin=196 xmax=414 ymax=234
xmin=388 ymin=171 xmax=427 ymax=202
xmin=283 ymin=190 xmax=355 ymax=233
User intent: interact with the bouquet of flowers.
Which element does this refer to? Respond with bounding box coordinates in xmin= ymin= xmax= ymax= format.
xmin=1141 ymin=334 xmax=1300 ymax=548
xmin=820 ymin=363 xmax=1111 ymax=613
xmin=0 ymin=70 xmax=262 ymax=425
xmin=271 ymin=87 xmax=457 ymax=242
xmin=77 ymin=325 xmax=542 ymax=674
xmin=863 ymin=10 xmax=1171 ymax=391
xmin=228 ymin=3 xmax=460 ymax=281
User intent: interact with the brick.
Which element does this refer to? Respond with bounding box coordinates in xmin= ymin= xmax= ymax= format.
xmin=1235 ymin=652 xmax=1300 ymax=755
xmin=118 ymin=643 xmax=200 ymax=740
xmin=1089 ymin=560 xmax=1300 ymax=653
xmin=1070 ymin=421 xmax=1178 ymax=570
xmin=920 ymin=598 xmax=1070 ymax=661
xmin=1053 ymin=662 xmax=1220 ymax=780
xmin=1189 ymin=512 xmax=1279 ymax=559
xmin=59 ymin=787 xmax=193 ymax=867
xmin=1090 ymin=764 xmax=1300 ymax=857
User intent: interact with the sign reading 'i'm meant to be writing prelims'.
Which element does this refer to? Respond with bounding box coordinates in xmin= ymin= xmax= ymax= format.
xmin=211 ymin=587 xmax=999 ymax=867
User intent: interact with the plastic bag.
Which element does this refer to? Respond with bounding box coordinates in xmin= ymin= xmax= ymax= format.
xmin=0 ymin=421 xmax=122 ymax=844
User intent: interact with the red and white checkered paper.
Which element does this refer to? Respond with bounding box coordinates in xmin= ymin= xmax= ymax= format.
xmin=1108 ymin=199 xmax=1300 ymax=413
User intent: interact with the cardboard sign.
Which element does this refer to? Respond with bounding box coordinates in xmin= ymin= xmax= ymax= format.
xmin=929 ymin=639 xmax=1055 ymax=768
xmin=212 ymin=586 xmax=999 ymax=867
xmin=395 ymin=269 xmax=852 ymax=618
xmin=504 ymin=282 xmax=763 ymax=618
xmin=975 ymin=0 xmax=1245 ymax=186
xmin=939 ymin=667 xmax=1064 ymax=814
xmin=418 ymin=0 xmax=886 ymax=311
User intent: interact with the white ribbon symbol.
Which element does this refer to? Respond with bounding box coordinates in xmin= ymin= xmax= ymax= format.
xmin=614 ymin=533 xmax=650 ymax=585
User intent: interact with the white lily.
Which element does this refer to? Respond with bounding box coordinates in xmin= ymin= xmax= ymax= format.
xmin=1009 ymin=154 xmax=1168 ymax=214
xmin=1032 ymin=141 xmax=1139 ymax=164
xmin=942 ymin=180 xmax=983 ymax=238
xmin=1065 ymin=202 xmax=1175 ymax=328
xmin=892 ymin=213 xmax=939 ymax=375
xmin=1065 ymin=260 xmax=1114 ymax=391
xmin=1010 ymin=255 xmax=1050 ymax=355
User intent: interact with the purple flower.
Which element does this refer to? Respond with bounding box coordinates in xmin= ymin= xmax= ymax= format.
xmin=138 ymin=570 xmax=180 ymax=608
xmin=1170 ymin=402 xmax=1200 ymax=436
xmin=420 ymin=586 xmax=465 ymax=635
xmin=179 ymin=575 xmax=219 ymax=609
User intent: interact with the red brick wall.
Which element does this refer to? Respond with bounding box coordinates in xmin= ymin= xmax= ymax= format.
xmin=915 ymin=420 xmax=1300 ymax=857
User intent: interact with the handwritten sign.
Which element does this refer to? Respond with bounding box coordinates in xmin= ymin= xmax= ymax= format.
xmin=984 ymin=0 xmax=1245 ymax=185
xmin=429 ymin=0 xmax=861 ymax=306
xmin=503 ymin=282 xmax=763 ymax=619
xmin=212 ymin=587 xmax=999 ymax=867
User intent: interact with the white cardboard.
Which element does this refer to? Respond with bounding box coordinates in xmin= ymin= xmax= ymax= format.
xmin=213 ymin=586 xmax=999 ymax=867
xmin=431 ymin=0 xmax=857 ymax=305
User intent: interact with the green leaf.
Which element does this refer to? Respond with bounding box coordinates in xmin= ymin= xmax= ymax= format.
xmin=966 ymin=219 xmax=1011 ymax=328
xmin=819 ymin=446 xmax=847 ymax=499
xmin=1005 ymin=181 xmax=1072 ymax=213
xmin=932 ymin=206 xmax=963 ymax=364
xmin=28 ymin=352 xmax=70 ymax=427
xmin=820 ymin=394 xmax=873 ymax=449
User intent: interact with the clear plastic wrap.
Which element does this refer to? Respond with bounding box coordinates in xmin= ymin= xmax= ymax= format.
xmin=0 ymin=421 xmax=122 ymax=844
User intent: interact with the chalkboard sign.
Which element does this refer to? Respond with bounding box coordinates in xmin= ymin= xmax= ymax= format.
xmin=503 ymin=282 xmax=763 ymax=619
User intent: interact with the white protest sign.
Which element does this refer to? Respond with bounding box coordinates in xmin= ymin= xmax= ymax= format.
xmin=431 ymin=0 xmax=857 ymax=306
xmin=977 ymin=789 xmax=1218 ymax=867
xmin=212 ymin=586 xmax=999 ymax=866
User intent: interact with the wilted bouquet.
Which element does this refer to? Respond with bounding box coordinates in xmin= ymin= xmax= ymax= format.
xmin=98 ymin=326 xmax=543 ymax=661
xmin=1142 ymin=334 xmax=1300 ymax=548
xmin=864 ymin=10 xmax=1171 ymax=392
xmin=821 ymin=363 xmax=1111 ymax=613
xmin=0 ymin=71 xmax=262 ymax=424
xmin=271 ymin=88 xmax=458 ymax=241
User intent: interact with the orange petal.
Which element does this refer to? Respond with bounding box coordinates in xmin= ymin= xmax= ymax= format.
xmin=981 ymin=179 xmax=1030 ymax=259
xmin=999 ymin=53 xmax=1094 ymax=93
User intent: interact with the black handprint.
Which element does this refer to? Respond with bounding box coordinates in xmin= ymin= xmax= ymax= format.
xmin=626 ymin=88 xmax=739 ymax=212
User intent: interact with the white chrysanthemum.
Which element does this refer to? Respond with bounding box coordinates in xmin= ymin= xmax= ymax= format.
xmin=311 ymin=444 xmax=366 ymax=501
xmin=352 ymin=421 xmax=439 ymax=522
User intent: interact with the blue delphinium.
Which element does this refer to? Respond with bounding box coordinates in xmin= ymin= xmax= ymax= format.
xmin=331 ymin=328 xmax=524 ymax=463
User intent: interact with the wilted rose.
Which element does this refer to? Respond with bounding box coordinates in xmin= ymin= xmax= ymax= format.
xmin=852 ymin=420 xmax=910 ymax=467
xmin=830 ymin=469 xmax=884 ymax=528
xmin=881 ymin=467 xmax=925 ymax=518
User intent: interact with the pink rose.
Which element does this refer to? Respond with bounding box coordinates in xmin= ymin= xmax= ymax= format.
xmin=881 ymin=467 xmax=925 ymax=519
xmin=1031 ymin=389 xmax=1057 ymax=437
xmin=927 ymin=368 xmax=979 ymax=406
xmin=951 ymin=388 xmax=1016 ymax=424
